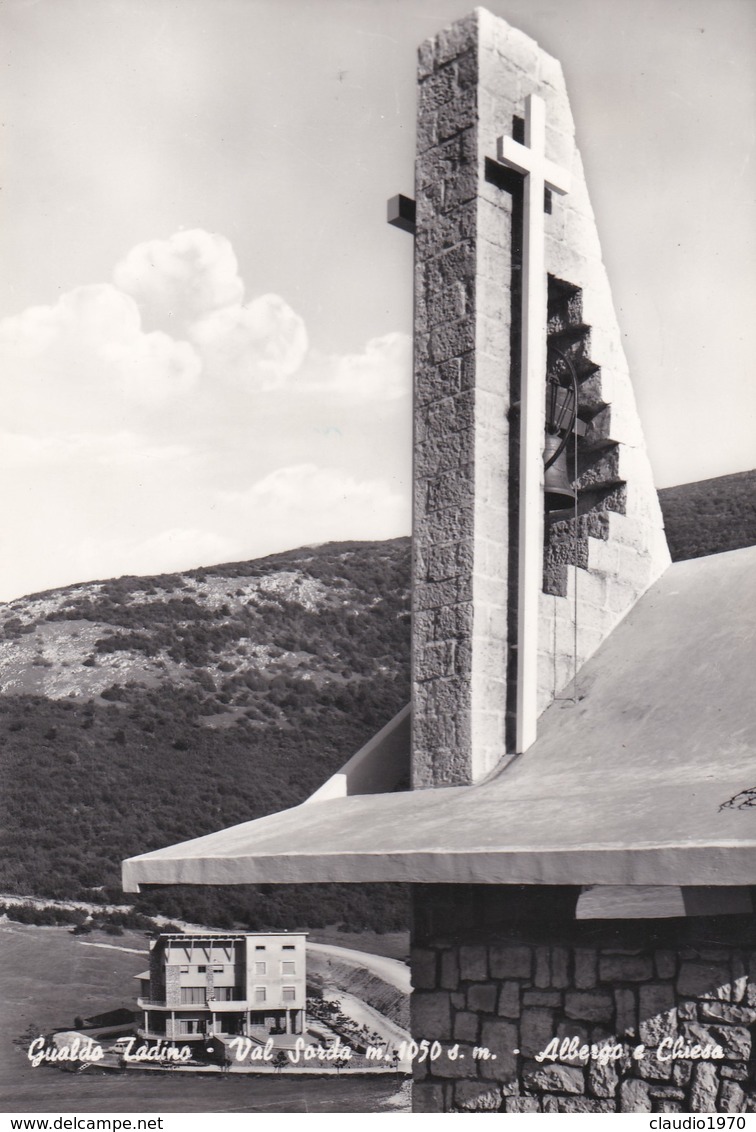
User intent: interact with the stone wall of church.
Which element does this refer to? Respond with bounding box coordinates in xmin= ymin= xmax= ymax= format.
xmin=411 ymin=885 xmax=756 ymax=1114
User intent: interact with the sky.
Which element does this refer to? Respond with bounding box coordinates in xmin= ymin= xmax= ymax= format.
xmin=0 ymin=0 xmax=754 ymax=602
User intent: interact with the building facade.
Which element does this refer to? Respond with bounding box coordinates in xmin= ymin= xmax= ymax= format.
xmin=136 ymin=932 xmax=307 ymax=1044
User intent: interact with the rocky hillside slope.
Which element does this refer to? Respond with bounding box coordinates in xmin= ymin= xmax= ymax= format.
xmin=0 ymin=539 xmax=410 ymax=931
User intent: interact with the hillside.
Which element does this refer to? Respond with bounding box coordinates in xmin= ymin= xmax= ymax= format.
xmin=0 ymin=539 xmax=411 ymax=931
xmin=658 ymin=469 xmax=756 ymax=562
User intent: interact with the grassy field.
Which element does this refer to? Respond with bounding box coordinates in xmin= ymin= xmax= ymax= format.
xmin=0 ymin=922 xmax=410 ymax=1114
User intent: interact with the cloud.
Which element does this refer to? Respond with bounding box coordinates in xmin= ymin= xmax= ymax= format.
xmin=0 ymin=284 xmax=200 ymax=432
xmin=0 ymin=229 xmax=411 ymax=600
xmin=192 ymin=292 xmax=308 ymax=390
xmin=222 ymin=464 xmax=410 ymax=548
xmin=298 ymin=332 xmax=411 ymax=403
xmin=113 ymin=228 xmax=244 ymax=336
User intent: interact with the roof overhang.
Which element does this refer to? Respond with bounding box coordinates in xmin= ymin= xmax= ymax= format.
xmin=123 ymin=546 xmax=756 ymax=893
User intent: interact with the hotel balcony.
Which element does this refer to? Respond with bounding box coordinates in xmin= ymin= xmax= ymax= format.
xmin=138 ymin=997 xmax=248 ymax=1012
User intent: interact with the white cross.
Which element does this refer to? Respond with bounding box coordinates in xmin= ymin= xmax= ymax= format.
xmin=494 ymin=94 xmax=571 ymax=754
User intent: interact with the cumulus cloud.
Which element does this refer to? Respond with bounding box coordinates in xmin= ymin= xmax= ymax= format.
xmin=0 ymin=284 xmax=200 ymax=432
xmin=298 ymin=332 xmax=411 ymax=403
xmin=0 ymin=228 xmax=411 ymax=600
xmin=193 ymin=293 xmax=308 ymax=390
xmin=113 ymin=228 xmax=244 ymax=336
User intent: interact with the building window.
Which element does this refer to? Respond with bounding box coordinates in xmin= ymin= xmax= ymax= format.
xmin=282 ymin=945 xmax=295 ymax=951
xmin=180 ymin=987 xmax=205 ymax=1005
xmin=214 ymin=986 xmax=243 ymax=1002
xmin=282 ymin=961 xmax=296 ymax=975
xmin=282 ymin=987 xmax=296 ymax=1002
xmin=178 ymin=1019 xmax=203 ymax=1035
xmin=255 ymin=961 xmax=266 ymax=975
xmin=212 ymin=966 xmax=224 ymax=973
xmin=254 ymin=945 xmax=266 ymax=951
xmin=197 ymin=965 xmax=207 ymax=973
xmin=255 ymin=987 xmax=266 ymax=1003
xmin=179 ymin=966 xmax=189 ymax=974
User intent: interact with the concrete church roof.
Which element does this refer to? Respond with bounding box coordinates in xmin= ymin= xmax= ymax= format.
xmin=123 ymin=545 xmax=756 ymax=893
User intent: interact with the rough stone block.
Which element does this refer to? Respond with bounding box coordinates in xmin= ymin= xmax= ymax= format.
xmin=551 ymin=946 xmax=570 ymax=988
xmin=620 ymin=1079 xmax=652 ymax=1112
xmin=440 ymin=949 xmax=460 ymax=991
xmin=428 ymin=319 xmax=476 ymax=367
xmin=638 ymin=983 xmax=677 ymax=1046
xmin=731 ymin=954 xmax=747 ymax=1003
xmin=412 ymin=948 xmax=438 ymax=990
xmin=459 ymin=945 xmax=487 ymax=982
xmin=498 ymin=981 xmax=521 ymax=1019
xmin=677 ymin=961 xmax=731 ymax=1000
xmin=417 ymin=36 xmax=435 ymax=81
xmin=489 ymin=945 xmax=532 ymax=980
xmin=479 ymin=1019 xmax=518 ymax=1082
xmin=655 ymin=951 xmax=677 ymax=980
xmin=683 ymin=1021 xmax=750 ymax=1061
xmin=413 ymin=1081 xmax=446 ymax=1113
xmin=719 ymin=1081 xmax=746 ymax=1113
xmin=426 ymin=389 xmax=475 ymax=439
xmin=522 ymin=1060 xmax=584 ymax=1094
xmin=452 ymin=1080 xmax=502 ymax=1112
xmin=553 ymin=1097 xmax=615 ymax=1113
xmin=565 ymin=990 xmax=614 ymax=1023
xmin=444 ymin=164 xmax=479 ymax=212
xmin=505 ymin=1097 xmax=540 ymax=1112
xmin=649 ymin=1086 xmax=685 ymax=1100
xmin=418 ymin=66 xmax=457 ymax=114
xmin=412 ymin=991 xmax=453 ymax=1039
xmin=721 ymin=1064 xmax=749 ymax=1081
xmin=556 ymin=1019 xmax=589 ymax=1054
xmin=672 ymin=1060 xmax=694 ymax=1086
xmin=636 ymin=1050 xmax=674 ymax=1083
xmin=434 ymin=15 xmax=477 ymax=68
xmin=535 ymin=946 xmax=551 ymax=987
xmin=522 ymin=990 xmax=562 ymax=1007
xmin=454 ymin=1010 xmax=479 ymax=1043
xmin=689 ymin=1062 xmax=719 ymax=1113
xmin=426 ymin=278 xmax=468 ymax=328
xmin=432 ymin=1042 xmax=477 ymax=1079
xmin=467 ymin=983 xmax=497 ymax=1013
xmin=699 ymin=1001 xmax=756 ymax=1025
xmin=600 ymin=954 xmax=654 ymax=983
xmin=520 ymin=1007 xmax=556 ymax=1057
xmin=575 ymin=948 xmax=597 ymax=989
xmin=588 ymin=1059 xmax=619 ymax=1099
xmin=437 ymin=87 xmax=477 ymax=143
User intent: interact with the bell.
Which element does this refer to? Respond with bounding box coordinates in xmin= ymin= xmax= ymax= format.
xmin=544 ymin=433 xmax=577 ymax=513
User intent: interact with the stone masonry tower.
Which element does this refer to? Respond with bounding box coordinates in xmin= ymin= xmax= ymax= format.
xmin=412 ymin=9 xmax=669 ymax=788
